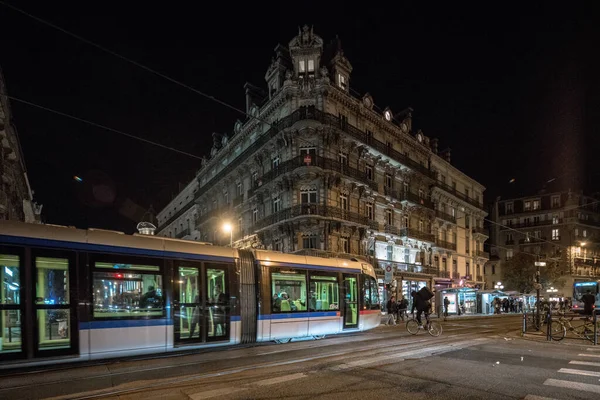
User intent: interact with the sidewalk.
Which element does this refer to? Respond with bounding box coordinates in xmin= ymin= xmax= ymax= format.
xmin=380 ymin=312 xmax=521 ymax=324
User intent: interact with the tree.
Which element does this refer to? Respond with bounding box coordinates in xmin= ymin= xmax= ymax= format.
xmin=503 ymin=252 xmax=568 ymax=294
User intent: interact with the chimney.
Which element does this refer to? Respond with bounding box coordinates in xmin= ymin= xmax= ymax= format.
xmin=431 ymin=138 xmax=439 ymax=154
xmin=441 ymin=148 xmax=451 ymax=163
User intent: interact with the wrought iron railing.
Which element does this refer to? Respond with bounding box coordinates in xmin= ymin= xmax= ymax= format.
xmin=432 ymin=180 xmax=484 ymax=209
xmin=435 ymin=210 xmax=456 ymax=223
xmin=253 ymin=203 xmax=369 ymax=231
xmin=400 ymin=228 xmax=435 ymax=242
xmin=434 ymin=239 xmax=457 ymax=251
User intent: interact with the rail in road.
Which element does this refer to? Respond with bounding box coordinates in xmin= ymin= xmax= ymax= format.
xmin=2 ymin=317 xmax=522 ymax=400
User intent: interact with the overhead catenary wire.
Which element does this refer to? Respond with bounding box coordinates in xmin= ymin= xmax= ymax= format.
xmin=3 ymin=0 xmax=599 ymax=247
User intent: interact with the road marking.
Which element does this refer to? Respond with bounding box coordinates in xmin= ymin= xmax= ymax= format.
xmin=544 ymin=378 xmax=600 ymax=394
xmin=570 ymin=360 xmax=600 ymax=367
xmin=578 ymin=353 xmax=600 ymax=358
xmin=524 ymin=395 xmax=559 ymax=400
xmin=189 ymin=387 xmax=245 ymax=400
xmin=586 ymin=348 xmax=600 ymax=352
xmin=558 ymin=368 xmax=600 ymax=377
xmin=253 ymin=373 xmax=306 ymax=387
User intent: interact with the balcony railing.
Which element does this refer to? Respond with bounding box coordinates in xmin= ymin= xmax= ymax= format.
xmin=384 ymin=224 xmax=401 ymax=235
xmin=175 ymin=228 xmax=190 ymax=239
xmin=518 ymin=237 xmax=547 ymax=245
xmin=476 ymin=275 xmax=483 ymax=282
xmin=432 ymin=180 xmax=484 ymax=209
xmin=439 ymin=270 xmax=451 ymax=278
xmin=383 ymin=188 xmax=434 ymax=210
xmin=472 ymin=226 xmax=488 ymax=235
xmin=452 ymin=272 xmax=460 ymax=279
xmin=475 ymin=250 xmax=490 ymax=258
xmin=435 ymin=210 xmax=456 ymax=224
xmin=434 ymin=239 xmax=457 ymax=251
xmin=253 ymin=203 xmax=369 ymax=231
xmin=400 ymin=228 xmax=435 ymax=242
xmin=376 ymin=260 xmax=439 ymax=276
xmin=500 ymin=219 xmax=563 ymax=230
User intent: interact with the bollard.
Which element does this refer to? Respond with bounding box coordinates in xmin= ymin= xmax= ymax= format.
xmin=546 ymin=307 xmax=552 ymax=341
xmin=522 ymin=311 xmax=527 ymax=336
xmin=594 ymin=310 xmax=598 ymax=346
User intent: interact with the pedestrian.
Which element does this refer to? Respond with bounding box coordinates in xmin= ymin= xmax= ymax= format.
xmin=385 ymin=296 xmax=397 ymax=325
xmin=397 ymin=296 xmax=408 ymax=322
xmin=443 ymin=296 xmax=450 ymax=320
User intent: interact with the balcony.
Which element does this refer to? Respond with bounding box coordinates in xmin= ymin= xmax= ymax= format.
xmin=384 ymin=223 xmax=401 ymax=236
xmin=435 ymin=210 xmax=456 ymax=224
xmin=383 ymin=188 xmax=434 ymax=210
xmin=472 ymin=226 xmax=488 ymax=236
xmin=253 ymin=203 xmax=369 ymax=231
xmin=452 ymin=272 xmax=460 ymax=279
xmin=432 ymin=180 xmax=484 ymax=209
xmin=439 ymin=270 xmax=451 ymax=278
xmin=500 ymin=219 xmax=562 ymax=230
xmin=475 ymin=250 xmax=490 ymax=259
xmin=376 ymin=260 xmax=439 ymax=276
xmin=518 ymin=237 xmax=547 ymax=245
xmin=434 ymin=239 xmax=457 ymax=251
xmin=248 ymin=154 xmax=378 ymax=198
xmin=400 ymin=228 xmax=435 ymax=243
xmin=175 ymin=228 xmax=190 ymax=239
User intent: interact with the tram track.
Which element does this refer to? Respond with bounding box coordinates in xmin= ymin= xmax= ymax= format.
xmin=2 ymin=323 xmax=506 ymax=400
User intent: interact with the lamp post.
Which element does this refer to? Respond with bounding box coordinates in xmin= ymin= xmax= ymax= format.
xmin=535 ymin=261 xmax=546 ymax=329
xmin=223 ymin=223 xmax=233 ymax=247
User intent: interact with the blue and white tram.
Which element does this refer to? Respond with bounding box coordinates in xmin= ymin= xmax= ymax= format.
xmin=0 ymin=221 xmax=380 ymax=368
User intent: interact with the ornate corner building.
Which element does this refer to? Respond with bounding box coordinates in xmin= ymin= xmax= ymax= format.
xmin=486 ymin=190 xmax=600 ymax=295
xmin=0 ymin=68 xmax=41 ymax=223
xmin=156 ymin=26 xmax=489 ymax=294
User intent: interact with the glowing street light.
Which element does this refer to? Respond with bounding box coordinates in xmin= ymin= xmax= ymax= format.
xmin=223 ymin=222 xmax=233 ymax=247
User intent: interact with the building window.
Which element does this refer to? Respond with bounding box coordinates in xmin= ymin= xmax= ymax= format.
xmin=252 ymin=208 xmax=258 ymax=224
xmin=301 ymin=188 xmax=317 ymax=204
xmin=224 ymin=191 xmax=229 ymax=205
xmin=551 ymin=195 xmax=560 ymax=208
xmin=385 ymin=174 xmax=392 ymax=188
xmin=252 ymin=172 xmax=258 ymax=187
xmin=492 ymin=265 xmax=496 ymax=275
xmin=450 ymin=207 xmax=456 ymax=217
xmin=272 ymin=156 xmax=280 ymax=169
xmin=366 ymin=130 xmax=373 ymax=143
xmin=465 ymin=188 xmax=469 ymax=199
xmin=386 ymin=209 xmax=393 ymax=225
xmin=442 ymin=258 xmax=447 ymax=272
xmin=418 ymin=188 xmax=424 ymax=199
xmin=403 ymin=181 xmax=409 ymax=193
xmin=338 ymin=151 xmax=348 ymax=166
xmin=476 ymin=264 xmax=481 ymax=278
xmin=272 ymin=196 xmax=281 ymax=213
xmin=466 ymin=262 xmax=470 ymax=277
xmin=402 ymin=215 xmax=408 ymax=228
xmin=506 ymin=202 xmax=513 ymax=213
xmin=387 ymin=243 xmax=393 ymax=261
xmin=524 ymin=201 xmax=531 ymax=211
xmin=236 ymin=182 xmax=243 ymax=197
xmin=298 ymin=60 xmax=306 ymax=74
xmin=339 ymin=194 xmax=348 ymax=210
xmin=506 ymin=249 xmax=513 ymax=260
xmin=506 ymin=233 xmax=513 ymax=243
xmin=338 ymin=74 xmax=347 ymax=89
xmin=302 ymin=235 xmax=318 ymax=249
xmin=419 ymin=219 xmax=424 ymax=232
xmin=307 ymin=59 xmax=315 ymax=72
xmin=366 ymin=203 xmax=374 ymax=220
xmin=583 ymin=229 xmax=587 ymax=237
xmin=532 ymin=199 xmax=540 ymax=210
xmin=340 ymin=238 xmax=349 ymax=253
xmin=273 ymin=240 xmax=281 ymax=252
xmin=552 ymin=215 xmax=559 ymax=224
xmin=533 ymin=216 xmax=540 ymax=224
xmin=365 ymin=165 xmax=373 ymax=180
xmin=552 ymin=228 xmax=560 ymax=240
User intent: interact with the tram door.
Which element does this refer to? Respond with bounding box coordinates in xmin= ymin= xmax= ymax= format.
xmin=32 ymin=250 xmax=78 ymax=358
xmin=342 ymin=274 xmax=359 ymax=329
xmin=206 ymin=266 xmax=229 ymax=342
xmin=174 ymin=266 xmax=203 ymax=344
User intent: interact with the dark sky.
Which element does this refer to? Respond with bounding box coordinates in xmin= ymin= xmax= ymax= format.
xmin=1 ymin=2 xmax=598 ymax=233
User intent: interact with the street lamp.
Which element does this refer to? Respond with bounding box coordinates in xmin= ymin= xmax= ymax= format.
xmin=534 ymin=261 xmax=546 ymax=329
xmin=223 ymin=223 xmax=233 ymax=247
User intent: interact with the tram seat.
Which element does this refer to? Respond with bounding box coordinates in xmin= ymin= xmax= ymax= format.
xmin=316 ymin=300 xmax=329 ymax=310
xmin=280 ymin=300 xmax=291 ymax=312
xmin=293 ymin=300 xmax=304 ymax=311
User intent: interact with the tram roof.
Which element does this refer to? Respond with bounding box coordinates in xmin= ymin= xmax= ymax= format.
xmin=0 ymin=220 xmax=237 ymax=261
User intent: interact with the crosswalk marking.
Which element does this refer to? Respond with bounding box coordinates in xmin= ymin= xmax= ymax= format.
xmin=558 ymin=367 xmax=600 ymax=377
xmin=569 ymin=360 xmax=600 ymax=367
xmin=577 ymin=353 xmax=600 ymax=358
xmin=544 ymin=378 xmax=600 ymax=394
xmin=586 ymin=348 xmax=600 ymax=352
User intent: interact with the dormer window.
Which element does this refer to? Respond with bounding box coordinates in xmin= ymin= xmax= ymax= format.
xmin=308 ymin=59 xmax=315 ymax=78
xmin=299 ymin=60 xmax=306 ymax=77
xmin=338 ymin=74 xmax=347 ymax=90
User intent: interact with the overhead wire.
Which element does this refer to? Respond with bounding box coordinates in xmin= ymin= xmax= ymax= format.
xmin=3 ymin=0 xmax=598 ymax=251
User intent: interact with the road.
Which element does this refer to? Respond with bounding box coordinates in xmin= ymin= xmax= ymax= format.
xmin=2 ymin=315 xmax=600 ymax=400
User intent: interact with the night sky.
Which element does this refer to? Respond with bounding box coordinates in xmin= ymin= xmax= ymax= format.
xmin=1 ymin=2 xmax=598 ymax=233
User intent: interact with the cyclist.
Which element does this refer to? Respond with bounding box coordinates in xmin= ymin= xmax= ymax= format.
xmin=411 ymin=290 xmax=431 ymax=327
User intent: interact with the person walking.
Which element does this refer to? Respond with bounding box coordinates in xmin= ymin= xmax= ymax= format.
xmin=443 ymin=296 xmax=450 ymax=321
xmin=385 ymin=296 xmax=397 ymax=325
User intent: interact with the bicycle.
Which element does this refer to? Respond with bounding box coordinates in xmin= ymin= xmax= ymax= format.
xmin=550 ymin=312 xmax=600 ymax=342
xmin=406 ymin=312 xmax=442 ymax=337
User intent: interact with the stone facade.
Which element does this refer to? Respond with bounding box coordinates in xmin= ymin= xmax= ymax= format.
xmin=156 ymin=26 xmax=488 ymax=288
xmin=485 ymin=190 xmax=600 ymax=295
xmin=0 ymin=68 xmax=41 ymax=222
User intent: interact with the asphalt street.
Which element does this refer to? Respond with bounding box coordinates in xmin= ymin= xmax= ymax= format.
xmin=2 ymin=315 xmax=600 ymax=400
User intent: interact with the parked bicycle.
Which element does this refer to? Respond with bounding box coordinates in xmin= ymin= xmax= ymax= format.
xmin=406 ymin=312 xmax=442 ymax=337
xmin=550 ymin=312 xmax=600 ymax=342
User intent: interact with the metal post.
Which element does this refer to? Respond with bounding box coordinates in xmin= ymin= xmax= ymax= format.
xmin=536 ymin=266 xmax=541 ymax=331
xmin=522 ymin=311 xmax=527 ymax=336
xmin=546 ymin=306 xmax=552 ymax=341
xmin=595 ymin=310 xmax=598 ymax=346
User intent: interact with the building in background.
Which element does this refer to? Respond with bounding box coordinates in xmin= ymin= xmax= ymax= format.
xmin=156 ymin=26 xmax=488 ymax=308
xmin=485 ymin=190 xmax=600 ymax=297
xmin=0 ymin=67 xmax=41 ymax=223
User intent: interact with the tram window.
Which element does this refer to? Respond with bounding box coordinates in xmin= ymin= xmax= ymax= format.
xmin=309 ymin=275 xmax=339 ymax=311
xmin=1 ymin=254 xmax=20 ymax=305
xmin=1 ymin=254 xmax=21 ymax=354
xmin=271 ymin=270 xmax=307 ymax=313
xmin=92 ymin=265 xmax=163 ymax=318
xmin=36 ymin=257 xmax=69 ymax=305
xmin=362 ymin=275 xmax=380 ymax=310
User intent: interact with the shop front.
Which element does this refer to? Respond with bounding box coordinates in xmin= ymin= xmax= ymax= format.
xmin=438 ymin=288 xmax=479 ymax=315
xmin=477 ymin=290 xmax=507 ymax=314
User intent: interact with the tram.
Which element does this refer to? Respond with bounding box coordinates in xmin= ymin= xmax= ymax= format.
xmin=572 ymin=280 xmax=600 ymax=312
xmin=0 ymin=220 xmax=380 ymax=368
